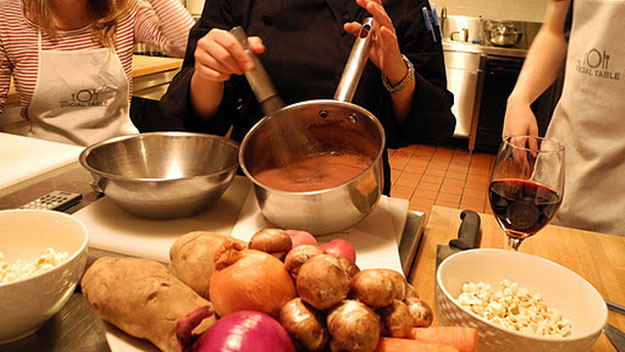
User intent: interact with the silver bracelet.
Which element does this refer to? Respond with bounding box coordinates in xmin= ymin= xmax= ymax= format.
xmin=381 ymin=54 xmax=415 ymax=94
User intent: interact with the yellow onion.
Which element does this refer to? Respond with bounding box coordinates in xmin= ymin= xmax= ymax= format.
xmin=209 ymin=239 xmax=296 ymax=318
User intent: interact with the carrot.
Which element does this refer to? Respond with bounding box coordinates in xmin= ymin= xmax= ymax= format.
xmin=375 ymin=337 xmax=458 ymax=352
xmin=409 ymin=327 xmax=478 ymax=352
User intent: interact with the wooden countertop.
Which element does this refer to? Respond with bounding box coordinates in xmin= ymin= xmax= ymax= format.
xmin=6 ymin=55 xmax=183 ymax=105
xmin=130 ymin=54 xmax=183 ymax=78
xmin=411 ymin=205 xmax=625 ymax=352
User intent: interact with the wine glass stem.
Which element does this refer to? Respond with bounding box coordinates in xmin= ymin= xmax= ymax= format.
xmin=506 ymin=236 xmax=523 ymax=251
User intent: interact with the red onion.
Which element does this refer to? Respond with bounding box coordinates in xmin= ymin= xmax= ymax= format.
xmin=180 ymin=310 xmax=295 ymax=352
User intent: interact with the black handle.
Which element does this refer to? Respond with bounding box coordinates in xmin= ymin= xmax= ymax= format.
xmin=449 ymin=210 xmax=481 ymax=250
xmin=229 ymin=26 xmax=285 ymax=115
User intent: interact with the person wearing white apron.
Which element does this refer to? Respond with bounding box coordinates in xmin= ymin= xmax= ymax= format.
xmin=27 ymin=31 xmax=138 ymax=146
xmin=503 ymin=0 xmax=625 ymax=235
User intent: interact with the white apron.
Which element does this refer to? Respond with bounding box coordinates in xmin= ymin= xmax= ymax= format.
xmin=545 ymin=0 xmax=625 ymax=235
xmin=27 ymin=31 xmax=138 ymax=146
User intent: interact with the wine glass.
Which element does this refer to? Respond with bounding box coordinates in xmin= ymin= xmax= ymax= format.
xmin=488 ymin=135 xmax=565 ymax=250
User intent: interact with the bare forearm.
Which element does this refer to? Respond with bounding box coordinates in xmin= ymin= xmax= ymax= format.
xmin=509 ymin=0 xmax=570 ymax=104
xmin=189 ymin=73 xmax=224 ymax=118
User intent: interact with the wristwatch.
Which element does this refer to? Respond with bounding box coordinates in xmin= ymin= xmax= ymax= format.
xmin=382 ymin=54 xmax=415 ymax=94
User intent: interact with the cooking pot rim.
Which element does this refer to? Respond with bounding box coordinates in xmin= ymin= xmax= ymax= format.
xmin=238 ymin=99 xmax=386 ymax=195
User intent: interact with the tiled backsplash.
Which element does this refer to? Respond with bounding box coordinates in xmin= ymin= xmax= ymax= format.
xmin=432 ymin=0 xmax=549 ymax=23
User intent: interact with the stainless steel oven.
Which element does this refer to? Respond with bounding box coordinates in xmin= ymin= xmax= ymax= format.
xmin=444 ymin=50 xmax=485 ymax=151
xmin=475 ymin=55 xmax=563 ymax=153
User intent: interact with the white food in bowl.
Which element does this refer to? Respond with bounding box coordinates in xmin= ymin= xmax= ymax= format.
xmin=435 ymin=248 xmax=607 ymax=352
xmin=456 ymin=279 xmax=572 ymax=337
xmin=0 ymin=209 xmax=88 ymax=344
xmin=0 ymin=248 xmax=69 ymax=284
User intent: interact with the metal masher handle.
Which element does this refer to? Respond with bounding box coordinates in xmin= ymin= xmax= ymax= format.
xmin=229 ymin=26 xmax=285 ymax=115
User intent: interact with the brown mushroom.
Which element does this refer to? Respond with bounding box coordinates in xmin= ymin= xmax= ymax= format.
xmin=327 ymin=300 xmax=381 ymax=352
xmin=350 ymin=269 xmax=401 ymax=308
xmin=284 ymin=245 xmax=325 ymax=275
xmin=337 ymin=256 xmax=361 ymax=278
xmin=297 ymin=254 xmax=350 ymax=310
xmin=279 ymin=298 xmax=329 ymax=351
xmin=248 ymin=228 xmax=292 ymax=260
xmin=405 ymin=297 xmax=433 ymax=328
xmin=378 ymin=299 xmax=413 ymax=338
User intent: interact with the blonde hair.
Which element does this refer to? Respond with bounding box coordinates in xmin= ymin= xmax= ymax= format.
xmin=23 ymin=0 xmax=135 ymax=48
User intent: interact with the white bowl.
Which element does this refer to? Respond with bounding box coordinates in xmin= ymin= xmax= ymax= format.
xmin=435 ymin=249 xmax=607 ymax=352
xmin=0 ymin=209 xmax=88 ymax=344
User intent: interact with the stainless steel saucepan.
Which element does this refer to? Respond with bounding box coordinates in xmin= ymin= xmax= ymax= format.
xmin=487 ymin=22 xmax=523 ymax=47
xmin=234 ymin=18 xmax=386 ymax=235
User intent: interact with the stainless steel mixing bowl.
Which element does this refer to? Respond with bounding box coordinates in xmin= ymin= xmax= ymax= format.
xmin=79 ymin=132 xmax=239 ymax=219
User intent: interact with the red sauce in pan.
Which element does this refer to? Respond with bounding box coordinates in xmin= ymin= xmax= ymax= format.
xmin=253 ymin=154 xmax=370 ymax=192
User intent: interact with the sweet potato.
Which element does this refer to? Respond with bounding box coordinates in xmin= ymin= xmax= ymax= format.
xmin=375 ymin=337 xmax=458 ymax=352
xmin=409 ymin=327 xmax=478 ymax=352
xmin=169 ymin=231 xmax=245 ymax=298
xmin=81 ymin=257 xmax=216 ymax=352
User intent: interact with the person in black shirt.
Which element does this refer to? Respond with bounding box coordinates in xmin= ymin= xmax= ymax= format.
xmin=160 ymin=0 xmax=455 ymax=195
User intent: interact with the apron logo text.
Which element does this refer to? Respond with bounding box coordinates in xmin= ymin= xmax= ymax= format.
xmin=59 ymin=89 xmax=109 ymax=108
xmin=576 ymin=48 xmax=621 ymax=81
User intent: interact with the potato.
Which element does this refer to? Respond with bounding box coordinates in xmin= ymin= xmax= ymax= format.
xmin=379 ymin=299 xmax=413 ymax=338
xmin=169 ymin=231 xmax=245 ymax=298
xmin=279 ymin=298 xmax=329 ymax=351
xmin=81 ymin=257 xmax=215 ymax=352
xmin=297 ymin=254 xmax=350 ymax=310
xmin=327 ymin=300 xmax=381 ymax=352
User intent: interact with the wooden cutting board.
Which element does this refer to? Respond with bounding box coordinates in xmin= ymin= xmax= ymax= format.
xmin=412 ymin=205 xmax=625 ymax=352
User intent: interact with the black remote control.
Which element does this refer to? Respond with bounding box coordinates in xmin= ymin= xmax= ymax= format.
xmin=19 ymin=191 xmax=83 ymax=212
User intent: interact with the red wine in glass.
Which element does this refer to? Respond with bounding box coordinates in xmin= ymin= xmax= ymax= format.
xmin=488 ymin=135 xmax=564 ymax=250
xmin=489 ymin=179 xmax=562 ymax=240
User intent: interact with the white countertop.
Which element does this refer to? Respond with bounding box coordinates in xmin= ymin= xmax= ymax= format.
xmin=0 ymin=133 xmax=84 ymax=197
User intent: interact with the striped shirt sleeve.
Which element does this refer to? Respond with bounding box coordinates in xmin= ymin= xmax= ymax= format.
xmin=0 ymin=33 xmax=10 ymax=116
xmin=134 ymin=0 xmax=194 ymax=58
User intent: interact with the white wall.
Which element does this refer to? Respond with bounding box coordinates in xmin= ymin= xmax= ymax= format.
xmin=432 ymin=0 xmax=549 ymax=23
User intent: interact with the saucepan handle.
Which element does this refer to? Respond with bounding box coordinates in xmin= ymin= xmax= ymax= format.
xmin=229 ymin=26 xmax=285 ymax=115
xmin=334 ymin=17 xmax=375 ymax=103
